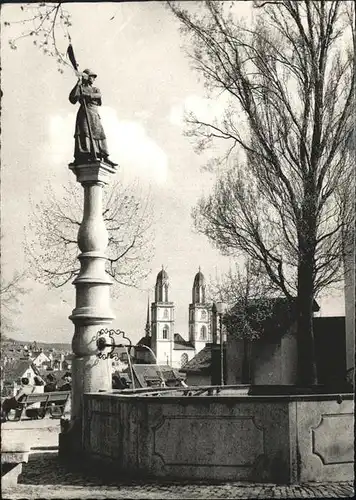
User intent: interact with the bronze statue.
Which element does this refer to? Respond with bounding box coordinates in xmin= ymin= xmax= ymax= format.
xmin=69 ymin=69 xmax=117 ymax=167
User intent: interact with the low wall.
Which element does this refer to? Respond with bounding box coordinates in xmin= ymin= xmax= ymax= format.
xmin=82 ymin=390 xmax=353 ymax=483
xmin=295 ymin=398 xmax=354 ymax=482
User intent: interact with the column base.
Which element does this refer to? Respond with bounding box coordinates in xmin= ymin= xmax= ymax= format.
xmin=69 ymin=161 xmax=117 ymax=185
xmin=58 ymin=419 xmax=83 ymax=460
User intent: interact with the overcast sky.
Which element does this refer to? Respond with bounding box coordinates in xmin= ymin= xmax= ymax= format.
xmin=1 ymin=1 xmax=345 ymax=345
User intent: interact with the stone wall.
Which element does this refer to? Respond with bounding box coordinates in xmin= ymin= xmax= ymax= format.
xmin=226 ymin=333 xmax=298 ymax=385
xmin=82 ymin=391 xmax=354 ymax=483
xmin=251 ymin=341 xmax=282 ymax=384
xmin=226 ymin=337 xmax=244 ymax=384
xmin=295 ymin=397 xmax=354 ymax=482
xmin=280 ymin=333 xmax=298 ymax=384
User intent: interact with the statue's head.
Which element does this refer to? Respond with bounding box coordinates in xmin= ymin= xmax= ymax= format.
xmin=83 ymin=68 xmax=97 ymax=77
xmin=82 ymin=68 xmax=97 ymax=84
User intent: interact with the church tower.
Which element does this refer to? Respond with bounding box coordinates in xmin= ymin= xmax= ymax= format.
xmin=151 ymin=267 xmax=174 ymax=365
xmin=189 ymin=268 xmax=211 ymax=354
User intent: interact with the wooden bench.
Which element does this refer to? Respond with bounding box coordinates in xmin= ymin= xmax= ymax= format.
xmin=7 ymin=391 xmax=70 ymax=421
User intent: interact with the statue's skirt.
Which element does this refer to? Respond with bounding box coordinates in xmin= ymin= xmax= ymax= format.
xmin=74 ymin=104 xmax=109 ymax=159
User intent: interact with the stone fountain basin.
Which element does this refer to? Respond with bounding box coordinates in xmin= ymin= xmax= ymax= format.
xmin=82 ymin=387 xmax=354 ymax=484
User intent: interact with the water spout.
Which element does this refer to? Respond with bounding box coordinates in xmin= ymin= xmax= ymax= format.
xmin=123 ymin=345 xmax=136 ymax=391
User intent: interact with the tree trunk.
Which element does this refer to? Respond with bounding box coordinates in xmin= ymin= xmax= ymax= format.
xmin=296 ymin=254 xmax=318 ymax=387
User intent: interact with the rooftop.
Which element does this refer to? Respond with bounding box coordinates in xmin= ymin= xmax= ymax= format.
xmin=173 ymin=333 xmax=195 ymax=350
xmin=179 ymin=345 xmax=212 ymax=374
xmin=1 ymin=360 xmax=40 ymax=384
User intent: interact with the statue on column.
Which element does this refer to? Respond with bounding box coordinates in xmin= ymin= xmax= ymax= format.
xmin=69 ymin=69 xmax=117 ymax=167
xmin=66 ymin=44 xmax=117 ymax=167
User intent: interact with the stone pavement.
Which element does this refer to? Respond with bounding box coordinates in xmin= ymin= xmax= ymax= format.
xmin=1 ymin=420 xmax=354 ymax=499
xmin=2 ymin=452 xmax=354 ymax=499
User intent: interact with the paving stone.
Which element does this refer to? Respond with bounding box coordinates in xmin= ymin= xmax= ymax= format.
xmin=1 ymin=452 xmax=354 ymax=499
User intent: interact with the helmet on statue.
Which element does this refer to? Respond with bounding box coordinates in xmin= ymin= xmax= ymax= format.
xmin=82 ymin=68 xmax=97 ymax=78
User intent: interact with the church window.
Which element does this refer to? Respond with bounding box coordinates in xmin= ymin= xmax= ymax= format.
xmin=162 ymin=325 xmax=169 ymax=339
xmin=200 ymin=325 xmax=207 ymax=340
xmin=163 ymin=308 xmax=169 ymax=319
xmin=164 ymin=285 xmax=168 ymax=302
xmin=190 ymin=325 xmax=194 ymax=339
xmin=201 ymin=310 xmax=207 ymax=320
xmin=181 ymin=353 xmax=189 ymax=368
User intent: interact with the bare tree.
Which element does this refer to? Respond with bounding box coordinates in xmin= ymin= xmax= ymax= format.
xmin=4 ymin=3 xmax=72 ymax=72
xmin=209 ymin=260 xmax=278 ymax=383
xmin=4 ymin=2 xmax=354 ymax=386
xmin=0 ymin=271 xmax=27 ymax=334
xmin=3 ymin=2 xmax=124 ymax=71
xmin=25 ymin=180 xmax=154 ymax=296
xmin=168 ymin=0 xmax=355 ymax=385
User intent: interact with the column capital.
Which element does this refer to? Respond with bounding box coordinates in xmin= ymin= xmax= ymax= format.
xmin=69 ymin=161 xmax=117 ymax=185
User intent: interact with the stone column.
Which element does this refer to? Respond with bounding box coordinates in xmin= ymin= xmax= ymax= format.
xmin=59 ymin=161 xmax=116 ymax=456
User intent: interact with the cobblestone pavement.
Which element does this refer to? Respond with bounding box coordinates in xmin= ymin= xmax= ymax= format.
xmin=2 ymin=453 xmax=354 ymax=499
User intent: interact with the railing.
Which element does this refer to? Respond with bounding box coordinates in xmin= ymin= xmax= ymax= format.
xmin=106 ymin=384 xmax=251 ymax=397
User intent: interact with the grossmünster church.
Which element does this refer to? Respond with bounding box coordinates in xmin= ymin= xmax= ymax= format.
xmin=137 ymin=267 xmax=213 ymax=369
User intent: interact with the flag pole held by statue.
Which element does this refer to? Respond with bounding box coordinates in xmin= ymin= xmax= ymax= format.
xmin=67 ymin=43 xmax=98 ymax=162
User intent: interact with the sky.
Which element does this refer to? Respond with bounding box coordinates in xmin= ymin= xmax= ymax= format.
xmin=1 ymin=1 xmax=345 ymax=345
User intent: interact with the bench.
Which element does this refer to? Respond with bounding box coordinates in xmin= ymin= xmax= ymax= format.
xmin=6 ymin=391 xmax=70 ymax=421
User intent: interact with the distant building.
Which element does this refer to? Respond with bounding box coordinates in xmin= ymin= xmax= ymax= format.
xmin=48 ymin=353 xmax=72 ymax=371
xmin=179 ymin=345 xmax=213 ymax=386
xmin=180 ymin=297 xmax=344 ymax=388
xmin=226 ymin=298 xmax=321 ymax=385
xmin=38 ymin=369 xmax=71 ymax=389
xmin=129 ymin=364 xmax=186 ymax=388
xmin=1 ymin=359 xmax=41 ymax=397
xmin=31 ymin=351 xmax=51 ymax=368
xmin=225 ymin=299 xmax=348 ymax=388
xmin=136 ymin=267 xmax=213 ymax=370
xmin=62 ymin=354 xmax=72 ymax=371
xmin=111 ymin=351 xmax=129 ymax=373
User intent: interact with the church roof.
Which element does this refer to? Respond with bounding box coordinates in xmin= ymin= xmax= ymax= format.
xmin=193 ymin=269 xmax=205 ymax=287
xmin=156 ymin=268 xmax=169 ymax=284
xmin=173 ymin=333 xmax=195 ymax=350
xmin=179 ymin=345 xmax=212 ymax=374
xmin=137 ymin=335 xmax=152 ymax=347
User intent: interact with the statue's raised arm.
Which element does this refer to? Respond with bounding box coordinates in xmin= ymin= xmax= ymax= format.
xmin=69 ymin=68 xmax=117 ymax=167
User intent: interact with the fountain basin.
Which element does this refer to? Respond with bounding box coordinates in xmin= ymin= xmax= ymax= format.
xmin=82 ymin=386 xmax=354 ymax=484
